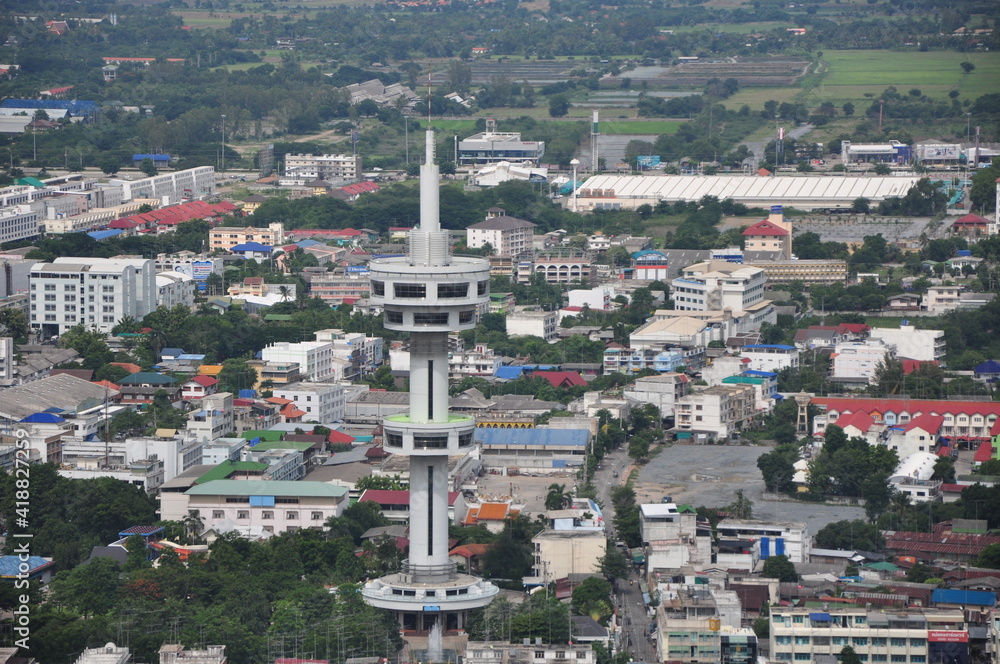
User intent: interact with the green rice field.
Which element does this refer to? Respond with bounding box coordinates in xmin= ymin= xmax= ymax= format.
xmin=601 ymin=120 xmax=682 ymax=134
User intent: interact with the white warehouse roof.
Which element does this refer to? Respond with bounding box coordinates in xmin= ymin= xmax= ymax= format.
xmin=574 ymin=175 xmax=921 ymax=211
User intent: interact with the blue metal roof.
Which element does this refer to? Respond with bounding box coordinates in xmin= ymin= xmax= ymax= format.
xmin=0 ymin=555 xmax=53 ymax=578
xmin=744 ymin=370 xmax=778 ymax=377
xmin=87 ymin=229 xmax=123 ymax=240
xmin=975 ymin=360 xmax=1000 ymax=374
xmin=0 ymin=99 xmax=100 ymax=113
xmin=231 ymin=242 xmax=272 ymax=252
xmin=475 ymin=428 xmax=589 ymax=447
xmin=20 ymin=412 xmax=65 ymax=423
xmin=809 ymin=612 xmax=831 ymax=621
xmin=160 ymin=348 xmax=185 ymax=358
xmin=744 ymin=344 xmax=796 ymax=350
xmin=132 ymin=154 xmax=171 ymax=161
xmin=932 ymin=588 xmax=996 ymax=607
xmin=494 ymin=366 xmax=525 ymax=380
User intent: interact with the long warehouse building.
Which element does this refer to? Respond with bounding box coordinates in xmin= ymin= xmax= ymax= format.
xmin=573 ymin=175 xmax=920 ymax=212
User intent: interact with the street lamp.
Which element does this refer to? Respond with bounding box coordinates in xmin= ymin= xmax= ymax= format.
xmin=221 ymin=114 xmax=226 ymax=172
xmin=404 ymin=115 xmax=409 ymax=164
xmin=774 ymin=115 xmax=780 ymax=167
xmin=570 ymin=158 xmax=580 ymax=213
xmin=966 ymin=112 xmax=972 ymax=144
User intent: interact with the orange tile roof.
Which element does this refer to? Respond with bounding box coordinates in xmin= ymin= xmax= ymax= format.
xmin=198 ymin=364 xmax=224 ymax=376
xmin=475 ymin=502 xmax=511 ymax=521
xmin=111 ymin=362 xmax=142 ymax=374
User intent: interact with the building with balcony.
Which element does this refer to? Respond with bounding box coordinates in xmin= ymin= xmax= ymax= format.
xmin=640 ymin=503 xmax=712 ymax=569
xmin=810 ymin=396 xmax=1000 ymax=442
xmin=739 ymin=344 xmax=799 ymax=373
xmin=519 ymin=255 xmax=596 ymax=285
xmin=671 ymin=261 xmax=766 ymax=312
xmin=261 ymin=341 xmax=335 ymax=382
xmin=769 ymin=607 xmax=967 ymax=664
xmin=283 ymin=153 xmax=362 ymax=184
xmin=272 ymin=382 xmax=346 ymax=424
xmin=208 ymin=223 xmax=283 ymax=252
xmin=467 ymin=210 xmax=536 ymax=257
xmin=674 ymin=384 xmax=756 ymax=440
xmin=869 ymin=324 xmax=945 ymax=362
xmin=458 ymin=130 xmax=545 ymax=165
xmin=623 ymin=373 xmax=690 ymax=418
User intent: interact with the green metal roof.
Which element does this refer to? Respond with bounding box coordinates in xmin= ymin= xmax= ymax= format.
xmin=17 ymin=177 xmax=45 ymax=188
xmin=251 ymin=439 xmax=316 ymax=452
xmin=119 ymin=371 xmax=177 ymax=385
xmin=241 ymin=430 xmax=284 ymax=442
xmin=863 ymin=562 xmax=900 ymax=571
xmin=264 ymin=314 xmax=294 ymax=321
xmin=186 ymin=479 xmax=347 ymax=498
xmin=722 ymin=375 xmax=766 ymax=386
xmin=195 ymin=460 xmax=268 ymax=484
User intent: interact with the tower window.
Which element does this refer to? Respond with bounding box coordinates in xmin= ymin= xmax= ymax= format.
xmin=438 ymin=283 xmax=468 ymax=299
xmin=394 ymin=283 xmax=426 ymax=298
xmin=414 ymin=313 xmax=449 ymax=326
xmin=371 ymin=280 xmax=385 ymax=296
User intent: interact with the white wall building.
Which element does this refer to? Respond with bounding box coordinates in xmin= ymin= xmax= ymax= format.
xmin=567 ymin=285 xmax=614 ymax=311
xmin=624 ymin=373 xmax=689 ymax=418
xmin=740 ymin=345 xmax=799 ymax=373
xmin=314 ymin=328 xmax=384 ymax=378
xmin=110 ymin=166 xmax=215 ymax=204
xmin=467 ymin=214 xmax=537 ymax=257
xmin=717 ymin=519 xmax=809 ymax=563
xmin=890 ymin=451 xmax=942 ymax=503
xmin=506 ymin=309 xmax=558 ymax=342
xmin=187 ymin=393 xmax=236 ymax=443
xmin=0 ymin=336 xmax=13 ymax=383
xmin=273 ymin=382 xmax=346 ymax=423
xmin=0 ymin=206 xmax=40 ymax=244
xmin=831 ymin=339 xmax=895 ymax=384
xmin=283 ymin=153 xmax=361 ymax=183
xmin=125 ymin=433 xmax=204 ymax=485
xmin=262 ymin=341 xmax=335 ymax=382
xmin=671 ymin=260 xmax=767 ymax=312
xmin=640 ymin=503 xmax=712 ymax=569
xmin=674 ymin=384 xmax=756 ymax=440
xmin=155 ymin=272 xmax=196 ymax=310
xmin=30 ymin=257 xmax=156 ymax=335
xmin=869 ymin=324 xmax=946 ymax=362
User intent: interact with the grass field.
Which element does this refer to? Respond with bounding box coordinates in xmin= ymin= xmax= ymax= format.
xmin=816 ymin=50 xmax=1000 ymax=101
xmin=602 ymin=120 xmax=682 ymax=134
xmin=663 ymin=21 xmax=786 ymax=34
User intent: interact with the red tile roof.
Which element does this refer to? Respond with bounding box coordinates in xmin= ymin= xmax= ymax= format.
xmin=186 ymin=375 xmax=218 ymax=387
xmin=532 ymin=370 xmax=588 ymax=388
xmin=327 ymin=429 xmax=356 ymax=444
xmin=449 ymin=543 xmax=492 ymax=558
xmin=902 ymin=413 xmax=944 ymax=434
xmin=975 ymin=442 xmax=994 ymax=463
xmin=837 ymin=411 xmax=875 ymax=433
xmin=902 ymin=360 xmax=939 ymax=375
xmin=953 ymin=214 xmax=990 ymax=226
xmin=815 ymin=397 xmax=1000 ymax=421
xmin=110 ymin=200 xmax=237 ymax=230
xmin=742 ymin=219 xmax=788 ymax=237
xmin=838 ymin=323 xmax=870 ymax=335
xmin=281 ymin=404 xmax=306 ymax=418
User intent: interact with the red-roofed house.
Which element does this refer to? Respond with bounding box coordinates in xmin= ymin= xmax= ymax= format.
xmin=359 ymin=489 xmax=465 ymax=524
xmin=836 ymin=411 xmax=878 ymax=442
xmin=182 ymin=375 xmax=219 ymax=400
xmin=885 ymin=413 xmax=945 ymax=458
xmin=462 ymin=502 xmax=521 ymax=533
xmin=327 ymin=429 xmax=356 ymax=445
xmin=902 ymin=359 xmax=940 ymax=375
xmin=743 ymin=219 xmax=790 ymax=258
xmin=812 ymin=397 xmax=1000 ymax=442
xmin=951 ymin=213 xmax=990 ymax=238
xmin=531 ymin=371 xmax=588 ymax=388
xmin=448 ymin=542 xmax=492 ymax=573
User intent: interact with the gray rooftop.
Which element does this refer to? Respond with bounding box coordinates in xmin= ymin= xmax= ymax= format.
xmin=468 ymin=215 xmax=537 ymax=231
xmin=0 ymin=372 xmax=116 ymax=421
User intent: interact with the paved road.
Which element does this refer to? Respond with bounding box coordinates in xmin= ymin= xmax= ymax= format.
xmin=592 ymin=447 xmax=657 ymax=663
xmin=740 ymin=123 xmax=814 ymax=171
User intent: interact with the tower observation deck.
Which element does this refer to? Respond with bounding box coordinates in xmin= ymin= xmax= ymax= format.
xmin=361 ymin=131 xmax=498 ymax=634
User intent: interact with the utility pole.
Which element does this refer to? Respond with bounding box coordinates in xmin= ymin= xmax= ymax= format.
xmin=221 ymin=114 xmax=226 ymax=172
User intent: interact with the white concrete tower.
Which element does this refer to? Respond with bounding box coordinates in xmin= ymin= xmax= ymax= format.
xmin=362 ymin=131 xmax=498 ymax=635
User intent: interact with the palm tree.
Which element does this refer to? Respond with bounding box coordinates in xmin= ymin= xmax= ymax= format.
xmin=277 ymin=284 xmax=291 ymax=302
xmin=544 ymin=483 xmax=572 ymax=511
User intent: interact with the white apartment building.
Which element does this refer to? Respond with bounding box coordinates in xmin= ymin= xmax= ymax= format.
xmin=283 ymin=153 xmax=362 ymax=183
xmin=674 ymin=384 xmax=756 ymax=440
xmin=465 ymin=644 xmax=593 ymax=664
xmin=155 ymin=272 xmax=196 ymax=310
xmin=29 ymin=257 xmax=156 ymax=335
xmin=262 ymin=341 xmax=335 ymax=381
xmin=567 ymin=285 xmax=614 ymax=311
xmin=187 ymin=393 xmax=236 ymax=443
xmin=124 ymin=433 xmax=204 ymax=485
xmin=623 ymin=373 xmax=689 ymax=418
xmin=869 ymin=324 xmax=946 ymax=362
xmin=832 ymin=339 xmax=895 ymax=384
xmin=314 ymin=328 xmax=384 ymax=379
xmin=924 ymin=285 xmax=963 ymax=314
xmin=770 ymin=607 xmax=967 ymax=664
xmin=639 ymin=503 xmax=712 ymax=569
xmin=170 ymin=479 xmax=349 ymax=535
xmin=740 ymin=344 xmax=799 ymax=373
xmin=671 ymin=260 xmax=767 ymax=312
xmin=273 ymin=382 xmax=346 ymax=423
xmin=506 ymin=309 xmax=558 ymax=342
xmin=717 ymin=519 xmax=809 ymax=563
xmin=656 ymin=582 xmax=746 ymax=664
xmin=0 ymin=336 xmax=13 ymax=384
xmin=110 ymin=166 xmax=215 ymax=204
xmin=0 ymin=207 xmax=40 ymax=244
xmin=449 ymin=344 xmax=502 ymax=379
xmin=466 ymin=214 xmax=537 ymax=257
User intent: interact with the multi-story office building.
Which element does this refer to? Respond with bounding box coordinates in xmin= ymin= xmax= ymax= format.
xmin=273 ymin=382 xmax=346 ymax=423
xmin=0 ymin=207 xmax=40 ymax=244
xmin=283 ymin=153 xmax=361 ymax=183
xmin=770 ymin=607 xmax=968 ymax=663
xmin=746 ymin=258 xmax=848 ymax=285
xmin=29 ymin=257 xmax=156 ymax=335
xmin=869 ymin=324 xmax=946 ymax=363
xmin=519 ymin=255 xmax=596 ymax=285
xmin=671 ymin=261 xmax=767 ymax=312
xmin=740 ymin=344 xmax=800 ymax=373
xmin=655 ymin=581 xmax=746 ymax=664
xmin=624 ymin=373 xmax=690 ymax=418
xmin=831 ymin=339 xmax=896 ymax=384
xmin=506 ymin=309 xmax=558 ymax=342
xmin=304 ymin=267 xmax=371 ymax=305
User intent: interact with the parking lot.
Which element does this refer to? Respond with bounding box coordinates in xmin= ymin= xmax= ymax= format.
xmin=636 ymin=444 xmax=866 ymax=531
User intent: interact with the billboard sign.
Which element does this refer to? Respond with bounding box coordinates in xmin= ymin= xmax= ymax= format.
xmin=192 ymin=261 xmax=215 ymax=281
xmin=929 ymin=631 xmax=969 ymax=643
xmin=637 ymin=155 xmax=661 ymax=167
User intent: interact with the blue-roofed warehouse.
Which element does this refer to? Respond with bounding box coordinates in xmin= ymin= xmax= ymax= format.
xmin=974 ymin=360 xmax=1000 ymax=382
xmin=475 ymin=427 xmax=591 ymax=472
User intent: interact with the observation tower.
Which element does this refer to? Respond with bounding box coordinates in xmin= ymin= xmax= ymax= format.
xmin=361 ymin=131 xmax=498 ymax=638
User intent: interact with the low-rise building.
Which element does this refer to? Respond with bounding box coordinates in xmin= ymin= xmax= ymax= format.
xmin=869 ymin=324 xmax=946 ymax=362
xmin=739 ymin=344 xmax=799 ymax=373
xmin=640 ymin=503 xmax=712 ymax=569
xmin=464 ymin=643 xmax=593 ymax=664
xmin=262 ymin=341 xmax=335 ymax=382
xmin=623 ymin=373 xmax=689 ymax=418
xmin=476 ymin=428 xmax=588 ymax=473
xmin=208 ymin=223 xmax=283 ymax=252
xmin=530 ymin=528 xmax=605 ymax=581
xmin=272 ymin=382 xmax=346 ymax=424
xmin=716 ymin=519 xmax=809 ymax=563
xmin=674 ymin=384 xmax=756 ymax=440
xmin=770 ymin=607 xmax=967 ymax=664
xmin=467 ymin=210 xmax=536 ymax=257
xmin=671 ymin=261 xmax=767 ymax=312
xmin=506 ymin=308 xmax=558 ymax=342
xmin=831 ymin=339 xmax=895 ymax=384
